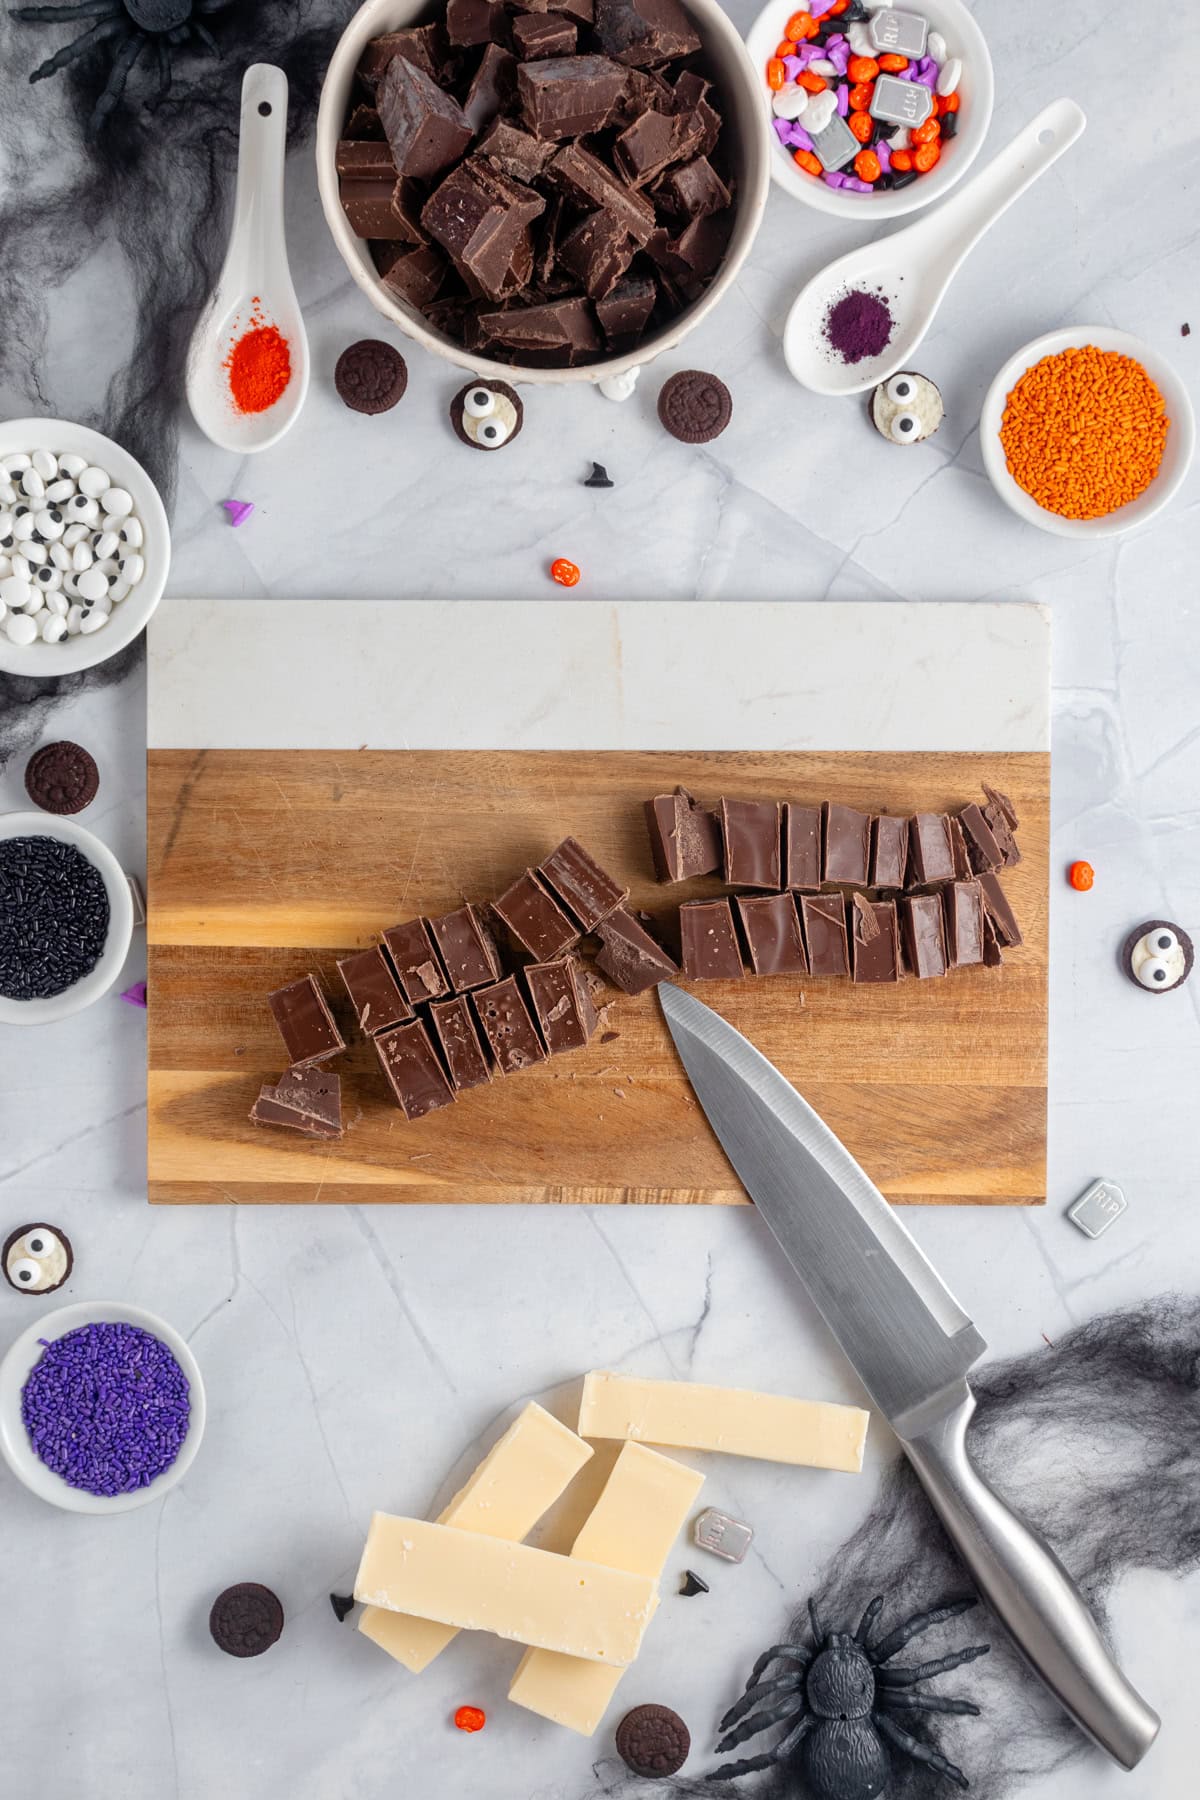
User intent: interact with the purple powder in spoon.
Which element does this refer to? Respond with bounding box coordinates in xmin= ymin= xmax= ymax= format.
xmin=21 ymin=1321 xmax=190 ymax=1496
xmin=825 ymin=288 xmax=896 ymax=365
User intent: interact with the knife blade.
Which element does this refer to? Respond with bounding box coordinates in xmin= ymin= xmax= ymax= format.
xmin=659 ymin=983 xmax=1159 ymax=1773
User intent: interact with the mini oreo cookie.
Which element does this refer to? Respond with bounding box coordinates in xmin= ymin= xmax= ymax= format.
xmin=657 ymin=370 xmax=732 ymax=444
xmin=209 ymin=1583 xmax=285 ymax=1658
xmin=3 ymin=1222 xmax=74 ymax=1295
xmin=1121 ymin=919 xmax=1194 ymax=995
xmin=615 ymin=1703 xmax=690 ymax=1778
xmin=335 ymin=338 xmax=408 ymax=414
xmin=24 ymin=741 xmax=99 ymax=815
xmin=450 ymin=380 xmax=523 ymax=451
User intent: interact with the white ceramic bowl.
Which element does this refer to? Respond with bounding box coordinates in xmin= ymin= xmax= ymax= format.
xmin=0 ymin=418 xmax=169 ymax=676
xmin=0 ymin=812 xmax=135 ymax=1025
xmin=316 ymin=0 xmax=769 ymax=386
xmin=0 ymin=1301 xmax=206 ymax=1515
xmin=980 ymin=327 xmax=1197 ymax=540
xmin=744 ymin=0 xmax=993 ymax=220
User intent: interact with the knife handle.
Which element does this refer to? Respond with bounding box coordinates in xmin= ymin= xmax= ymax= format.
xmin=901 ymin=1383 xmax=1159 ymax=1771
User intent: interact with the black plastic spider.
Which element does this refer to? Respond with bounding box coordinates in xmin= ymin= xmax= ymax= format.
xmin=11 ymin=0 xmax=232 ymax=135
xmin=713 ymin=1594 xmax=990 ymax=1796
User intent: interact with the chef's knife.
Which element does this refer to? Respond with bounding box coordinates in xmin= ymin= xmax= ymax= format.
xmin=659 ymin=983 xmax=1159 ymax=1772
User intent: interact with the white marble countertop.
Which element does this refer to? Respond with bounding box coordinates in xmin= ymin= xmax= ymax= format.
xmin=2 ymin=0 xmax=1199 ymax=1795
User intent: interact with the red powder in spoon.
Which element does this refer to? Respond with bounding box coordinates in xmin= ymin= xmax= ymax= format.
xmin=224 ymin=300 xmax=291 ymax=414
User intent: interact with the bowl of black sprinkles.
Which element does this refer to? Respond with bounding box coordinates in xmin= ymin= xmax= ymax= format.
xmin=0 ymin=813 xmax=134 ymax=1024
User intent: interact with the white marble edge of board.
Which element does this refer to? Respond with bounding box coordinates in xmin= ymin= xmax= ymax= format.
xmin=145 ymin=599 xmax=1050 ymax=754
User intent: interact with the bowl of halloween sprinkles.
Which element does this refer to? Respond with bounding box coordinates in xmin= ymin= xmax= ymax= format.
xmin=981 ymin=328 xmax=1196 ymax=539
xmin=0 ymin=812 xmax=135 ymax=1025
xmin=746 ymin=0 xmax=992 ymax=218
xmin=0 ymin=1302 xmax=205 ymax=1515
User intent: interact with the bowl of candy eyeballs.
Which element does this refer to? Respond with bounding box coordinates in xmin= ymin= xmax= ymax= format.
xmin=0 ymin=813 xmax=135 ymax=1025
xmin=0 ymin=419 xmax=170 ymax=675
xmin=745 ymin=0 xmax=993 ymax=219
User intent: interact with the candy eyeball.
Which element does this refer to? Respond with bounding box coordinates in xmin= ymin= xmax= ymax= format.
xmin=451 ymin=379 xmax=524 ymax=453
xmin=871 ymin=370 xmax=943 ymax=446
xmin=3 ymin=1222 xmax=74 ymax=1295
xmin=1123 ymin=919 xmax=1194 ymax=995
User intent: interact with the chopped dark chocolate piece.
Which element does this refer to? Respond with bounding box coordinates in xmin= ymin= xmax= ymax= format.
xmin=870 ymin=814 xmax=909 ymax=889
xmin=901 ymin=894 xmax=948 ymax=979
xmin=428 ymin=903 xmax=504 ymax=992
xmin=474 ymin=294 xmax=601 ymax=364
xmin=376 ymin=1020 xmax=456 ymax=1118
xmin=850 ymin=896 xmax=900 ymax=984
xmin=340 ymin=177 xmax=413 ymax=240
xmin=595 ymin=906 xmax=679 ymax=994
xmin=346 ymin=103 xmax=386 ymax=140
xmin=538 ymin=836 xmax=627 ymax=930
xmin=981 ymin=785 xmax=1022 ymax=868
xmin=429 ymin=996 xmax=493 ymax=1091
xmin=737 ymin=892 xmax=808 ymax=976
xmin=517 ymin=55 xmax=627 ymax=141
xmin=513 ymin=13 xmax=578 ymax=58
xmin=947 ymin=814 xmax=972 ymax=880
xmin=446 ymin=0 xmax=508 ymax=47
xmin=476 ymin=116 xmax=555 ymax=182
xmin=822 ymin=803 xmax=871 ymax=887
xmin=549 ymin=143 xmax=655 ymax=245
xmin=613 ymin=107 xmax=702 ymax=188
xmin=645 ymin=786 xmax=721 ymax=881
xmin=462 ymin=43 xmax=517 ymax=132
xmin=517 ymin=0 xmax=593 ymax=19
xmin=378 ymin=54 xmax=473 ymax=182
xmin=908 ymin=813 xmax=956 ymax=886
xmin=958 ymin=802 xmax=1005 ymax=873
xmin=382 ymin=244 xmax=448 ymax=310
xmin=337 ymin=945 xmax=412 ymax=1037
xmin=784 ymin=803 xmax=822 ymax=892
xmin=557 ymin=209 xmax=635 ymax=300
xmin=390 ymin=177 xmax=431 ymax=243
xmin=647 ymin=211 xmax=730 ymax=278
xmin=680 ymin=898 xmax=744 ymax=980
xmin=595 ymin=0 xmax=700 ymax=69
xmin=801 ymin=895 xmax=850 ymax=978
xmin=595 ymin=273 xmax=656 ymax=347
xmin=250 ymin=1067 xmax=343 ymax=1139
xmin=611 ymin=64 xmax=674 ymax=126
xmin=943 ymin=879 xmax=985 ymax=968
xmin=382 ymin=918 xmax=450 ymax=1005
xmin=670 ymin=70 xmax=720 ymax=155
xmin=493 ymin=870 xmax=579 ymax=960
xmin=336 ymin=139 xmax=396 ymax=179
xmin=422 ymin=159 xmax=544 ymax=302
xmin=358 ymin=26 xmax=448 ymax=92
xmin=720 ymin=799 xmax=781 ymax=889
xmin=983 ymin=783 xmax=1019 ymax=831
xmin=982 ymin=913 xmax=1004 ymax=967
xmin=654 ymin=156 xmax=731 ymax=221
xmin=268 ymin=974 xmax=345 ymax=1068
xmin=525 ymin=956 xmax=598 ymax=1053
xmin=978 ymin=871 xmax=1023 ymax=948
xmin=473 ymin=975 xmax=548 ymax=1072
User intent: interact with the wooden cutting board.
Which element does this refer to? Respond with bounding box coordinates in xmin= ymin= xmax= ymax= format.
xmin=147 ymin=742 xmax=1047 ymax=1206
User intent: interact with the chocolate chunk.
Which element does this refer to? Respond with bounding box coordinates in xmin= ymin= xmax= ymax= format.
xmin=390 ymin=177 xmax=430 ymax=243
xmin=476 ymin=116 xmax=555 ymax=182
xmin=462 ymin=42 xmax=516 ymax=132
xmin=616 ymin=1702 xmax=691 ymax=1778
xmin=947 ymin=814 xmax=972 ymax=880
xmin=784 ymin=803 xmax=822 ymax=891
xmin=382 ymin=244 xmax=448 ymax=310
xmin=595 ymin=273 xmax=656 ymax=347
xmin=901 ymin=893 xmax=948 ymax=979
xmin=474 ymin=295 xmax=601 ymax=365
xmin=958 ymin=802 xmax=1005 ymax=873
xmin=382 ymin=918 xmax=450 ymax=1005
xmin=518 ymin=55 xmax=627 ymax=140
xmin=654 ymin=156 xmax=731 ymax=221
xmin=209 ymin=1584 xmax=284 ymax=1659
xmin=614 ymin=107 xmax=702 ymax=187
xmin=595 ymin=0 xmax=700 ymax=68
xmin=801 ymin=895 xmax=849 ymax=978
xmin=978 ymin=871 xmax=1022 ymax=949
xmin=737 ymin=892 xmax=808 ymax=976
xmin=423 ymin=159 xmax=544 ymax=302
xmin=519 ymin=0 xmax=594 ymax=18
xmin=611 ymin=64 xmax=674 ymax=125
xmin=981 ymin=784 xmax=1022 ymax=868
xmin=550 ymin=143 xmax=655 ymax=245
xmin=429 ymin=996 xmax=493 ymax=1091
xmin=345 ymin=103 xmax=386 ymax=140
xmin=679 ymin=898 xmax=744 ymax=980
xmin=513 ymin=13 xmax=578 ymax=58
xmin=671 ymin=70 xmax=720 ymax=154
xmin=337 ymin=944 xmax=411 ymax=1035
xmin=493 ymin=870 xmax=579 ymax=960
xmin=378 ymin=54 xmax=473 ymax=182
xmin=334 ymin=338 xmax=408 ymax=414
xmin=851 ymin=896 xmax=900 ymax=984
xmin=24 ymin=740 xmax=99 ymax=815
xmin=944 ymin=879 xmax=985 ymax=968
xmin=525 ymin=956 xmax=598 ymax=1052
xmin=908 ymin=813 xmax=955 ymax=886
xmin=983 ymin=783 xmax=1020 ymax=831
xmin=250 ymin=1067 xmax=344 ymax=1139
xmin=645 ymin=785 xmax=721 ymax=881
xmin=473 ymin=975 xmax=548 ymax=1072
xmin=720 ymin=798 xmax=781 ymax=888
xmin=869 ymin=814 xmax=908 ymax=889
xmin=822 ymin=802 xmax=871 ymax=886
xmin=358 ymin=25 xmax=448 ymax=91
xmin=336 ymin=138 xmax=396 ymax=179
xmin=428 ymin=903 xmax=503 ymax=991
xmin=268 ymin=974 xmax=345 ymax=1068
xmin=450 ymin=378 xmax=524 ymax=449
xmin=376 ymin=1020 xmax=457 ymax=1118
xmin=446 ymin=0 xmax=508 ymax=47
xmin=557 ymin=209 xmax=635 ymax=300
xmin=982 ymin=914 xmax=1004 ymax=967
xmin=340 ymin=177 xmax=414 ymax=240
xmin=658 ymin=368 xmax=732 ymax=443
xmin=594 ymin=906 xmax=679 ymax=994
xmin=648 ymin=210 xmax=731 ymax=277
xmin=538 ymin=836 xmax=628 ymax=930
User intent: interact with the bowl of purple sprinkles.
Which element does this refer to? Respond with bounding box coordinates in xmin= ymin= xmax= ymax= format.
xmin=0 ymin=1302 xmax=206 ymax=1513
xmin=0 ymin=812 xmax=134 ymax=1025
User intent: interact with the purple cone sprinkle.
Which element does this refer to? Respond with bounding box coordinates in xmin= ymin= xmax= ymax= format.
xmin=21 ymin=1321 xmax=190 ymax=1496
xmin=824 ymin=287 xmax=896 ymax=365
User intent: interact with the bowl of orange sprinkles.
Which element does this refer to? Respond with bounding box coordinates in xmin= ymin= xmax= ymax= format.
xmin=981 ymin=327 xmax=1195 ymax=538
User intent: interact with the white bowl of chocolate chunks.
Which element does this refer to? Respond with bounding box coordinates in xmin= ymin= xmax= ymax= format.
xmin=317 ymin=0 xmax=769 ymax=383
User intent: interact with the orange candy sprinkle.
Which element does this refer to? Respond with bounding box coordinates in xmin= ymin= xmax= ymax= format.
xmin=912 ymin=116 xmax=941 ymax=145
xmin=878 ymin=53 xmax=909 ymax=72
xmin=784 ymin=10 xmax=817 ymax=40
xmin=848 ymin=110 xmax=873 ymax=143
xmin=847 ymin=55 xmax=879 ymax=82
xmin=455 ymin=1706 xmax=486 ymax=1734
xmin=890 ymin=149 xmax=914 ymax=172
xmin=550 ymin=557 xmax=581 ymax=587
xmin=854 ymin=148 xmax=881 ymax=183
xmin=792 ymin=148 xmax=822 ymax=175
xmin=938 ymin=90 xmax=961 ymax=113
xmin=1000 ymin=346 xmax=1170 ymax=521
xmin=774 ymin=38 xmax=794 ymax=57
xmin=913 ymin=140 xmax=941 ymax=172
xmin=1068 ymin=861 xmax=1095 ymax=892
xmin=848 ymin=80 xmax=874 ymax=111
xmin=798 ymin=69 xmax=827 ymax=92
xmin=766 ymin=56 xmax=785 ymax=89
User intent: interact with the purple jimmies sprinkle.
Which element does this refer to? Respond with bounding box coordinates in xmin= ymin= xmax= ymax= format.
xmin=21 ymin=1321 xmax=190 ymax=1496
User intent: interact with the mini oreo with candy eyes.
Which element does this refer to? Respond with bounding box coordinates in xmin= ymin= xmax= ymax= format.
xmin=450 ymin=380 xmax=523 ymax=452
xmin=209 ymin=1583 xmax=285 ymax=1657
xmin=657 ymin=370 xmax=732 ymax=444
xmin=334 ymin=339 xmax=408 ymax=415
xmin=3 ymin=1222 xmax=73 ymax=1295
xmin=870 ymin=370 xmax=943 ymax=445
xmin=1121 ymin=919 xmax=1194 ymax=995
xmin=616 ymin=1703 xmax=691 ymax=1777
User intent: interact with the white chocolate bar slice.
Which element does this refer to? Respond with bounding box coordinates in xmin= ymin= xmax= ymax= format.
xmin=578 ymin=1372 xmax=869 ymax=1472
xmin=509 ymin=1441 xmax=704 ymax=1735
xmin=359 ymin=1402 xmax=592 ymax=1672
xmin=354 ymin=1514 xmax=657 ymax=1665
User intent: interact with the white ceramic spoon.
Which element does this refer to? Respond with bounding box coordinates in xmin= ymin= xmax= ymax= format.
xmin=783 ymin=98 xmax=1087 ymax=398
xmin=186 ymin=64 xmax=310 ymax=453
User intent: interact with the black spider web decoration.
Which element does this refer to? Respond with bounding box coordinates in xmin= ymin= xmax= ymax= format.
xmin=580 ymin=1294 xmax=1200 ymax=1800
